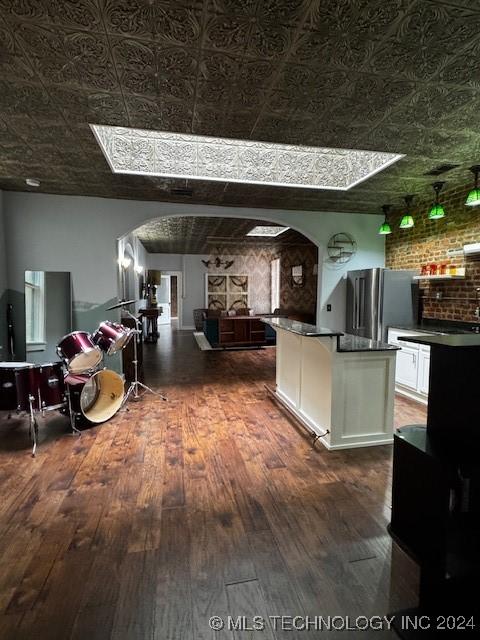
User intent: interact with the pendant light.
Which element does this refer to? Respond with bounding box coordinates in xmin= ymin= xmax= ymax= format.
xmin=428 ymin=181 xmax=446 ymax=220
xmin=378 ymin=204 xmax=392 ymax=235
xmin=465 ymin=165 xmax=480 ymax=207
xmin=399 ymin=195 xmax=415 ymax=229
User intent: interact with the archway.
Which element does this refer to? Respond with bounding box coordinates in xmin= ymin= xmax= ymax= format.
xmin=118 ymin=215 xmax=320 ymax=334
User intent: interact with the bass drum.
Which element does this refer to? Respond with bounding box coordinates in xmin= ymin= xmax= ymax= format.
xmin=65 ymin=369 xmax=124 ymax=424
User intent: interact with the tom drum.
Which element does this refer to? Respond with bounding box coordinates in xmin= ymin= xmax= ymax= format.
xmin=15 ymin=362 xmax=66 ymax=413
xmin=0 ymin=362 xmax=32 ymax=411
xmin=92 ymin=321 xmax=131 ymax=355
xmin=57 ymin=331 xmax=102 ymax=374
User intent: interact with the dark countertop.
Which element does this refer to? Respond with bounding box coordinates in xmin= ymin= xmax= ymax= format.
xmin=337 ymin=333 xmax=400 ymax=353
xmin=262 ymin=319 xmax=397 ymax=352
xmin=261 ymin=317 xmax=343 ymax=337
xmin=389 ymin=323 xmax=473 ymax=335
xmin=398 ymin=334 xmax=480 ymax=348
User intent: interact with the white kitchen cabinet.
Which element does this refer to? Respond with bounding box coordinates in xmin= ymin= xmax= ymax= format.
xmin=417 ymin=349 xmax=430 ymax=395
xmin=395 ymin=345 xmax=419 ymax=390
xmin=388 ymin=328 xmax=430 ymax=404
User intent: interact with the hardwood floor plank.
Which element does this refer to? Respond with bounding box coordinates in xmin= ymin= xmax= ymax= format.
xmin=226 ymin=580 xmax=276 ymax=640
xmin=0 ymin=328 xmax=423 ymax=639
xmin=154 ymin=507 xmax=193 ymax=640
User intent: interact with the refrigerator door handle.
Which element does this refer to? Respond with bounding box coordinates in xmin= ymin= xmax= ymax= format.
xmin=353 ymin=278 xmax=358 ymax=329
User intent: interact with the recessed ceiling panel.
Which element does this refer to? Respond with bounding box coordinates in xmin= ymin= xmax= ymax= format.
xmin=91 ymin=124 xmax=403 ymax=191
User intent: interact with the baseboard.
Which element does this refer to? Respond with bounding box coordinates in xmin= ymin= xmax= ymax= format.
xmin=395 ymin=386 xmax=428 ymax=406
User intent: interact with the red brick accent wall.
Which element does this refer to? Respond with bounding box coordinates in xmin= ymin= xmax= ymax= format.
xmin=386 ymin=186 xmax=480 ymax=322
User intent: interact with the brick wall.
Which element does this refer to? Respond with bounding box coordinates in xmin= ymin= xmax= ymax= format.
xmin=386 ymin=185 xmax=480 ymax=322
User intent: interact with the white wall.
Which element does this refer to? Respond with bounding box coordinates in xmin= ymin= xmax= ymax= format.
xmin=147 ymin=253 xmax=208 ymax=329
xmin=3 ymin=192 xmax=385 ymax=352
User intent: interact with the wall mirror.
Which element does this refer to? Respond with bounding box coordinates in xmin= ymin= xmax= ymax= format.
xmin=24 ymin=271 xmax=72 ymax=363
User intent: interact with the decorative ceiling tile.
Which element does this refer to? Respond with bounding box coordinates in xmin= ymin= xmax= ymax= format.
xmin=101 ymin=0 xmax=154 ymax=40
xmin=153 ymin=3 xmax=202 ymax=47
xmin=0 ymin=0 xmax=479 ymax=213
xmin=204 ymin=13 xmax=251 ymax=53
xmin=198 ymin=51 xmax=240 ymax=81
xmin=248 ymin=21 xmax=294 ymax=59
xmin=0 ymin=0 xmax=48 ymax=23
xmin=210 ymin=0 xmax=257 ymax=18
xmin=157 ymin=46 xmax=198 ymax=78
xmin=111 ymin=37 xmax=155 ymax=70
xmin=47 ymin=0 xmax=103 ymax=32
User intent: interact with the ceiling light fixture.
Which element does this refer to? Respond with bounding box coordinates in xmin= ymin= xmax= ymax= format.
xmin=26 ymin=178 xmax=40 ymax=187
xmin=246 ymin=226 xmax=289 ymax=237
xmin=428 ymin=181 xmax=446 ymax=220
xmin=378 ymin=204 xmax=392 ymax=235
xmin=399 ymin=195 xmax=415 ymax=229
xmin=465 ymin=165 xmax=480 ymax=207
xmin=90 ymin=124 xmax=404 ymax=191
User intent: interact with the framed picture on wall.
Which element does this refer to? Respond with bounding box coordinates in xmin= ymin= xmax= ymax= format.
xmin=205 ymin=274 xmax=249 ymax=310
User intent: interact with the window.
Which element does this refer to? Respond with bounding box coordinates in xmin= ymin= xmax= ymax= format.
xmin=25 ymin=270 xmax=45 ymax=346
xmin=271 ymin=258 xmax=280 ymax=312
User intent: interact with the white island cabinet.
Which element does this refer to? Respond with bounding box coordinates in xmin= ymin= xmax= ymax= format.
xmin=263 ymin=318 xmax=399 ymax=450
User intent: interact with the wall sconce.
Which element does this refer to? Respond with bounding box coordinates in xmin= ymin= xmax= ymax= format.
xmin=134 ymin=264 xmax=143 ymax=274
xmin=119 ymin=256 xmax=132 ymax=269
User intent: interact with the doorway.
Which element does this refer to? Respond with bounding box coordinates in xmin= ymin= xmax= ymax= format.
xmin=154 ymin=271 xmax=182 ymax=329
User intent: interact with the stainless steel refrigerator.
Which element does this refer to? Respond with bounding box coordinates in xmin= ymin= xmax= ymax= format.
xmin=346 ymin=268 xmax=418 ymax=341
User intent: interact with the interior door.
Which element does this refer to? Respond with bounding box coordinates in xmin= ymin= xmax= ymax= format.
xmin=156 ymin=275 xmax=171 ymax=325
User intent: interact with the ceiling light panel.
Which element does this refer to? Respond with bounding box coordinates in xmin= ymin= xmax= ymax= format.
xmin=91 ymin=125 xmax=403 ymax=191
xmin=246 ymin=226 xmax=289 ymax=237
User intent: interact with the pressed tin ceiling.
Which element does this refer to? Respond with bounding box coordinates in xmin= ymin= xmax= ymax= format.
xmin=1 ymin=0 xmax=480 ymax=213
xmin=135 ymin=216 xmax=313 ymax=253
xmin=91 ymin=124 xmax=403 ymax=189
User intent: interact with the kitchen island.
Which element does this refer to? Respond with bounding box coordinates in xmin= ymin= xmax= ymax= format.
xmin=262 ymin=318 xmax=399 ymax=450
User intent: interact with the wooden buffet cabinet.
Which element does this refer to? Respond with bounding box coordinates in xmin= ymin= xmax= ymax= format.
xmin=218 ymin=316 xmax=266 ymax=347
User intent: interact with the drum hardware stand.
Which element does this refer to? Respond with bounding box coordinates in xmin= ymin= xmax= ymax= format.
xmin=28 ymin=395 xmax=39 ymax=457
xmin=120 ymin=307 xmax=167 ymax=409
xmin=66 ymin=387 xmax=81 ymax=436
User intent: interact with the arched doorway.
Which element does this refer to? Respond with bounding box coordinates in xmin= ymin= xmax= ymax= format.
xmin=118 ymin=216 xmax=319 ymax=334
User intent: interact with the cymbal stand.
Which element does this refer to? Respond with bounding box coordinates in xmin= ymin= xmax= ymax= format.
xmin=120 ymin=307 xmax=167 ymax=409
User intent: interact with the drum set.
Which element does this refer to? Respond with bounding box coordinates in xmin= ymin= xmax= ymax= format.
xmin=0 ymin=308 xmax=165 ymax=456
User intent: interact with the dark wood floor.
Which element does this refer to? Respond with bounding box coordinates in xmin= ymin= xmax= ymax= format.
xmin=0 ymin=329 xmax=426 ymax=639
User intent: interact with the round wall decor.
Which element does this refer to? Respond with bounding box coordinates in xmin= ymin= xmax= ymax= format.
xmin=326 ymin=233 xmax=357 ymax=264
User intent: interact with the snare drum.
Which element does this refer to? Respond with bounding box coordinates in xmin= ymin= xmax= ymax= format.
xmin=57 ymin=331 xmax=102 ymax=374
xmin=65 ymin=369 xmax=124 ymax=424
xmin=0 ymin=362 xmax=32 ymax=411
xmin=15 ymin=362 xmax=66 ymax=413
xmin=92 ymin=321 xmax=131 ymax=355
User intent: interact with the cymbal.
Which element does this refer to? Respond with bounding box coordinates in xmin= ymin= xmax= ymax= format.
xmin=107 ymin=299 xmax=138 ymax=311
